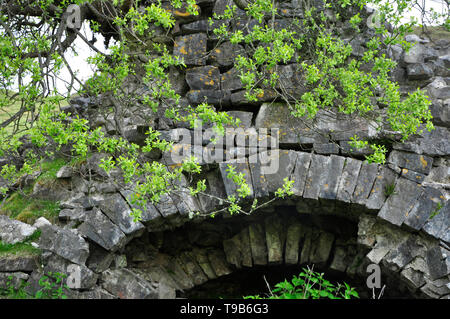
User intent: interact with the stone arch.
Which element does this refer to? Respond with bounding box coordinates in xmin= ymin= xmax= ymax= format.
xmin=22 ymin=146 xmax=448 ymax=299
xmin=114 ymin=202 xmax=446 ymax=299
xmin=30 ymin=146 xmax=446 ymax=299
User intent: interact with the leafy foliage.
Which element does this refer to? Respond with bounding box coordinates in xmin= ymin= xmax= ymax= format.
xmin=0 ymin=272 xmax=68 ymax=299
xmin=244 ymin=266 xmax=359 ymax=299
xmin=0 ymin=0 xmax=447 ymax=222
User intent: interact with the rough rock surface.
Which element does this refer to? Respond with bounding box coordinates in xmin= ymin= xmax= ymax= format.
xmin=0 ymin=3 xmax=449 ymax=300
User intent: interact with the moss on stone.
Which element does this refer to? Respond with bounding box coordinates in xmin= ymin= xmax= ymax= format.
xmin=0 ymin=192 xmax=60 ymax=225
xmin=0 ymin=231 xmax=41 ymax=257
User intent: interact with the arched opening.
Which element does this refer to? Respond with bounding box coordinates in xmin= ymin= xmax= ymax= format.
xmin=123 ymin=204 xmax=421 ymax=299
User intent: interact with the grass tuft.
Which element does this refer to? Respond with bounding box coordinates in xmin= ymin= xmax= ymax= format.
xmin=0 ymin=230 xmax=41 ymax=257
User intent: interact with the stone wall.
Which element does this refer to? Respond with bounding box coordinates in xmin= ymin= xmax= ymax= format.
xmin=0 ymin=0 xmax=449 ymax=299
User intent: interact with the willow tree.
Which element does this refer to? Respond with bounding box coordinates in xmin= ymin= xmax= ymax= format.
xmin=0 ymin=0 xmax=447 ymax=220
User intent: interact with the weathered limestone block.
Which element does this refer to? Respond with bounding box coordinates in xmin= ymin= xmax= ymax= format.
xmin=181 ymin=17 xmax=227 ymax=38
xmin=393 ymin=126 xmax=450 ymax=156
xmin=274 ymin=64 xmax=306 ymax=93
xmin=219 ymin=158 xmax=254 ymax=199
xmin=248 ymin=152 xmax=270 ymax=198
xmin=101 ymin=268 xmax=160 ymax=299
xmin=400 ymin=267 xmax=426 ymax=291
xmin=173 ymin=33 xmax=207 ymax=66
xmin=330 ymin=246 xmax=348 ymax=272
xmin=366 ymin=167 xmax=398 ymax=210
xmin=223 ymin=233 xmax=242 ymax=268
xmin=59 ymin=208 xmax=86 ymax=222
xmin=209 ymin=42 xmax=245 ymax=67
xmin=422 ymin=201 xmax=449 ymax=243
xmin=230 ymin=89 xmax=278 ymax=105
xmin=265 ymin=150 xmax=298 ymax=194
xmin=404 ymin=43 xmax=427 ymax=63
xmin=313 ymin=143 xmax=339 ymax=154
xmin=235 ymin=127 xmax=258 ymax=147
xmin=291 ymin=152 xmax=312 ymax=197
xmin=378 ymin=178 xmax=423 ymax=226
xmin=319 ymin=155 xmax=345 ymax=200
xmin=39 ymin=224 xmax=89 ymax=265
xmin=186 ymin=66 xmax=220 ymax=90
xmin=192 ymin=248 xmax=217 ymax=280
xmin=329 ymin=242 xmax=356 ymax=273
xmin=249 ymin=223 xmax=268 ymax=266
xmin=83 ymin=152 xmax=110 ymax=177
xmin=255 ymin=103 xmax=328 ymax=145
xmin=186 ymin=89 xmax=231 ymax=106
xmin=158 ymin=128 xmax=192 ymax=144
xmin=347 ymin=250 xmax=373 ymax=278
xmin=170 ymin=172 xmax=201 ymax=217
xmin=406 ymin=63 xmax=434 ymax=80
xmin=239 ymin=227 xmax=253 ymax=267
xmin=303 ymin=154 xmax=331 ymax=200
xmin=424 ymin=165 xmax=450 ymax=186
xmin=336 ymin=158 xmax=363 ymax=203
xmin=352 ymin=162 xmax=379 ymax=205
xmin=225 ymin=147 xmax=256 ymax=161
xmin=207 ymin=249 xmax=232 ymax=277
xmin=331 ymin=114 xmax=380 ymax=141
xmin=181 ymin=19 xmax=209 ymax=33
xmin=284 ymin=222 xmax=303 ymax=265
xmin=339 ymin=140 xmax=374 ymax=156
xmin=404 ymin=34 xmax=429 ymax=43
xmin=381 ymin=237 xmax=425 ymax=273
xmin=99 ymin=194 xmax=145 ymax=235
xmin=0 ymin=215 xmax=36 ymax=245
xmin=221 ymin=67 xmax=243 ymax=91
xmin=432 ymin=99 xmax=450 ymax=128
xmin=177 ymin=251 xmax=209 ymax=286
xmin=67 ymin=286 xmax=117 ymax=299
xmin=420 ymin=278 xmax=450 ymax=299
xmin=401 ymin=168 xmax=426 ymax=183
xmin=78 ymin=208 xmax=127 ymax=252
xmin=33 ymin=218 xmax=54 ymax=230
xmin=86 ymin=244 xmax=114 ymax=273
xmin=0 ymin=255 xmax=39 ymax=272
xmin=366 ymin=246 xmax=391 ymax=265
xmin=159 ymin=255 xmax=194 ymax=290
xmin=120 ymin=189 xmax=163 ymax=224
xmin=60 ymin=193 xmax=92 ymax=210
xmin=154 ymin=194 xmax=179 ymax=218
xmin=403 ymin=187 xmax=445 ymax=231
xmin=133 ymin=265 xmax=180 ymax=294
xmin=309 ymin=231 xmax=335 ymax=265
xmin=56 ymin=165 xmax=73 ymax=178
xmin=299 ymin=226 xmax=314 ymax=265
xmin=231 ymin=19 xmax=262 ymax=36
xmin=226 ymin=111 xmax=253 ymax=129
xmin=45 ymin=254 xmax=98 ymax=290
xmin=387 ymin=150 xmax=433 ymax=175
xmin=426 ymin=246 xmax=450 ymax=280
xmin=213 ymin=0 xmax=246 ymax=16
xmin=358 ymin=215 xmax=395 ymax=265
xmin=264 ymin=216 xmax=285 ymax=265
xmin=197 ymin=169 xmax=227 ymax=213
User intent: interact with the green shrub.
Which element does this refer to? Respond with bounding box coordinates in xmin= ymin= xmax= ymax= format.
xmin=244 ymin=267 xmax=359 ymax=299
xmin=0 ymin=271 xmax=69 ymax=299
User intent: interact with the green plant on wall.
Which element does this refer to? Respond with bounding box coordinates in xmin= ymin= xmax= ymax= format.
xmin=0 ymin=0 xmax=446 ymax=222
xmin=243 ymin=266 xmax=359 ymax=299
xmin=429 ymin=202 xmax=443 ymax=220
xmin=0 ymin=272 xmax=69 ymax=299
xmin=384 ymin=182 xmax=397 ymax=197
